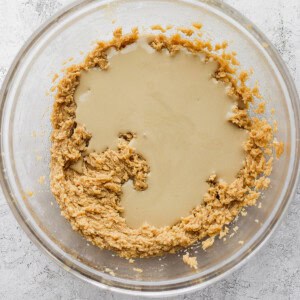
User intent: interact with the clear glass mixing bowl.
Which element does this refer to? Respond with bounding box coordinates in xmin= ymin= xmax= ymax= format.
xmin=0 ymin=0 xmax=299 ymax=297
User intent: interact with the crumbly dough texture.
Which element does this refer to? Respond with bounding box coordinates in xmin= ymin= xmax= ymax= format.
xmin=51 ymin=27 xmax=282 ymax=258
xmin=182 ymin=253 xmax=198 ymax=269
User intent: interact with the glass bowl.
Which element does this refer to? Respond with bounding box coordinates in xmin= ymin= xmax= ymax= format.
xmin=0 ymin=0 xmax=299 ymax=297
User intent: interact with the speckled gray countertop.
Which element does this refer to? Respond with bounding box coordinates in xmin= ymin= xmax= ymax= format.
xmin=0 ymin=1 xmax=299 ymax=299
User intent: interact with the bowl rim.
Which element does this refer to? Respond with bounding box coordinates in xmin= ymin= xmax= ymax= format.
xmin=0 ymin=0 xmax=299 ymax=297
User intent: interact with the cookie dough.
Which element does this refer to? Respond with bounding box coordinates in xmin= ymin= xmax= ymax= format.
xmin=50 ymin=27 xmax=281 ymax=258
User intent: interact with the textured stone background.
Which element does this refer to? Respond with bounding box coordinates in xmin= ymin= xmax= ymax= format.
xmin=0 ymin=0 xmax=299 ymax=299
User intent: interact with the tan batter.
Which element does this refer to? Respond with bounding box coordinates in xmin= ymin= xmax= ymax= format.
xmin=50 ymin=28 xmax=282 ymax=258
xmin=74 ymin=41 xmax=246 ymax=228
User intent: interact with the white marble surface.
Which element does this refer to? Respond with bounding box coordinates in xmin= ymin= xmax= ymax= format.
xmin=0 ymin=0 xmax=299 ymax=299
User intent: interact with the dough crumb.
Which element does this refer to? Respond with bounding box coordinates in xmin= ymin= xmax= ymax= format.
xmin=178 ymin=27 xmax=194 ymax=36
xmin=151 ymin=24 xmax=166 ymax=32
xmin=202 ymin=236 xmax=215 ymax=250
xmin=219 ymin=226 xmax=229 ymax=239
xmin=50 ymin=85 xmax=56 ymax=92
xmin=105 ymin=267 xmax=115 ymax=276
xmin=52 ymin=73 xmax=59 ymax=83
xmin=273 ymin=138 xmax=284 ymax=158
xmin=233 ymin=226 xmax=239 ymax=233
xmin=26 ymin=190 xmax=34 ymax=197
xmin=133 ymin=268 xmax=143 ymax=273
xmin=36 ymin=155 xmax=42 ymax=161
xmin=192 ymin=22 xmax=202 ymax=30
xmin=255 ymin=102 xmax=265 ymax=114
xmin=273 ymin=120 xmax=278 ymax=133
xmin=241 ymin=209 xmax=247 ymax=217
xmin=38 ymin=176 xmax=45 ymax=185
xmin=182 ymin=253 xmax=198 ymax=269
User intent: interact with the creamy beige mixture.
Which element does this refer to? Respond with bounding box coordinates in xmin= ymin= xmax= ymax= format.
xmin=50 ymin=28 xmax=282 ymax=258
xmin=74 ymin=41 xmax=246 ymax=228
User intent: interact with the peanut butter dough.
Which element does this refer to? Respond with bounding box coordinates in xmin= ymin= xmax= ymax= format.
xmin=50 ymin=27 xmax=281 ymax=258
